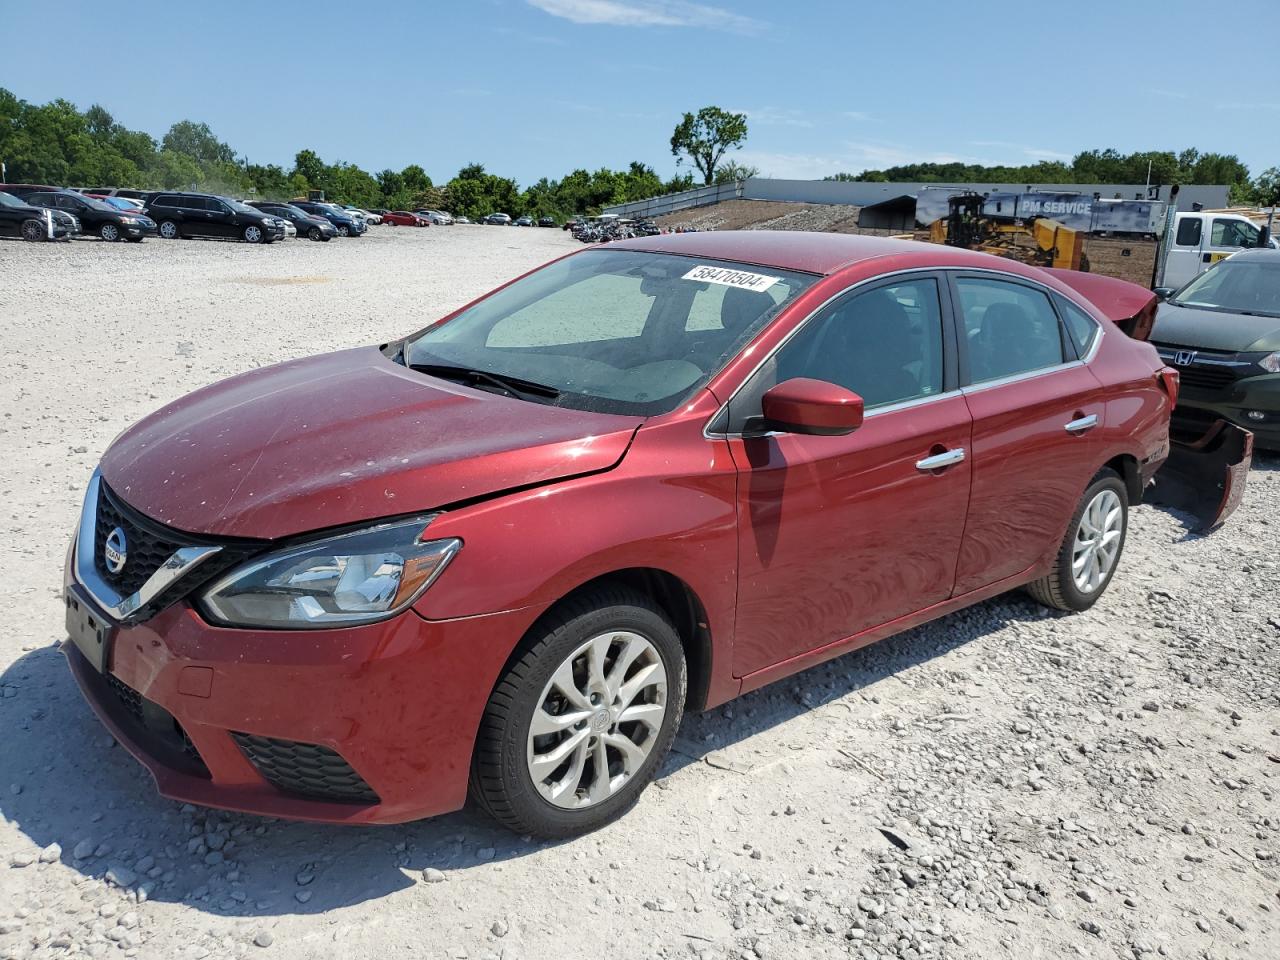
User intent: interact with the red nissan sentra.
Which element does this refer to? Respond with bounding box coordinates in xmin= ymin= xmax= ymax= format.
xmin=64 ymin=232 xmax=1175 ymax=837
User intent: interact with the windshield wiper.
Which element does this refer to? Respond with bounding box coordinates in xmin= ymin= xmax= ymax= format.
xmin=409 ymin=363 xmax=561 ymax=402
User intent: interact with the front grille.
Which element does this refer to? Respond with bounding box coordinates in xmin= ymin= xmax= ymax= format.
xmin=94 ymin=487 xmax=184 ymax=597
xmin=1177 ymin=365 xmax=1237 ymax=392
xmin=106 ymin=673 xmax=144 ymax=724
xmin=232 ymin=733 xmax=380 ymax=804
xmin=88 ymin=481 xmax=261 ymax=620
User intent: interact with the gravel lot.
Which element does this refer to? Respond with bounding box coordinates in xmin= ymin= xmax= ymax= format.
xmin=0 ymin=227 xmax=1277 ymax=960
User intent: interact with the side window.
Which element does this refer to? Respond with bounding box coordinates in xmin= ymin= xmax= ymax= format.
xmin=956 ymin=277 xmax=1065 ymax=384
xmin=56 ymin=194 xmax=81 ymax=210
xmin=182 ymin=196 xmax=207 ymax=211
xmin=1175 ymin=217 xmax=1202 ymax=247
xmin=1055 ymin=296 xmax=1100 ymax=357
xmin=728 ymin=277 xmax=945 ymax=430
xmin=152 ymin=195 xmax=175 ymax=208
xmin=1211 ymin=218 xmax=1260 ymax=248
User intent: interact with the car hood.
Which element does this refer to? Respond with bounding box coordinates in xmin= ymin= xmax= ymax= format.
xmin=99 ymin=347 xmax=642 ymax=539
xmin=1151 ymin=302 xmax=1280 ymax=352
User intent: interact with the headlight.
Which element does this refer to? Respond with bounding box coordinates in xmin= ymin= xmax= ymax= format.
xmin=200 ymin=517 xmax=461 ymax=629
xmin=1260 ymin=352 xmax=1280 ymax=374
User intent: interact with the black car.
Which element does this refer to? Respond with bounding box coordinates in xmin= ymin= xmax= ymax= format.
xmin=248 ymin=201 xmax=337 ymax=241
xmin=513 ymin=216 xmax=533 ymax=227
xmin=0 ymin=190 xmax=78 ymax=241
xmin=290 ymin=201 xmax=365 ymax=237
xmin=142 ymin=192 xmax=287 ymax=243
xmin=25 ymin=189 xmax=156 ymax=242
xmin=537 ymin=216 xmax=557 ymax=228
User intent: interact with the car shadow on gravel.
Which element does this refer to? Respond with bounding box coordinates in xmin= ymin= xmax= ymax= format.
xmin=0 ymin=587 xmax=1059 ymax=919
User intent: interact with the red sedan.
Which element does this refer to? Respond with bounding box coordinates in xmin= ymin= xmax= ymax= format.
xmin=383 ymin=210 xmax=428 ymax=226
xmin=64 ymin=232 xmax=1181 ymax=837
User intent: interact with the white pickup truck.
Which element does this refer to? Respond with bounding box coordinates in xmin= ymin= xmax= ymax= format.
xmin=1161 ymin=210 xmax=1275 ymax=288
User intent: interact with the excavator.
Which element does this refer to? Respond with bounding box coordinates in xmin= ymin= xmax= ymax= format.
xmin=929 ymin=192 xmax=1089 ymax=271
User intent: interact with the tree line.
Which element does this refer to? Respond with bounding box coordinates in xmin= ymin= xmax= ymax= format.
xmin=826 ymin=149 xmax=1279 ymax=206
xmin=3 ymin=89 xmax=1275 ymax=219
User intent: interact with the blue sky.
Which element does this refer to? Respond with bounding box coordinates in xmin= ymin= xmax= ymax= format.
xmin=6 ymin=0 xmax=1277 ymax=184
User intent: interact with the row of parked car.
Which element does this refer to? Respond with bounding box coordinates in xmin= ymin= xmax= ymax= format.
xmin=0 ymin=183 xmax=474 ymax=245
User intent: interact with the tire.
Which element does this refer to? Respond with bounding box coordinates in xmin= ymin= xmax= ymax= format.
xmin=243 ymin=224 xmax=264 ymax=244
xmin=99 ymin=222 xmax=121 ymax=242
xmin=471 ymin=586 xmax=687 ymax=838
xmin=20 ymin=219 xmax=46 ymax=242
xmin=1026 ymin=468 xmax=1128 ymax=612
xmin=308 ymin=226 xmax=322 ymax=241
xmin=158 ymin=220 xmax=180 ymax=240
xmin=337 ymin=224 xmax=350 ymax=237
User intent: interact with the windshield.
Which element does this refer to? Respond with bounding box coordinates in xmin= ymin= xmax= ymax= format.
xmin=1173 ymin=258 xmax=1280 ymax=318
xmin=222 ymin=197 xmax=263 ymax=216
xmin=403 ymin=249 xmax=817 ymax=415
xmin=103 ymin=197 xmax=139 ymax=211
xmin=78 ymin=194 xmax=116 ymax=212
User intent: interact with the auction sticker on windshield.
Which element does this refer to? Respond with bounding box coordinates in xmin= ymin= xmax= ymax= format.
xmin=683 ymin=264 xmax=780 ymax=293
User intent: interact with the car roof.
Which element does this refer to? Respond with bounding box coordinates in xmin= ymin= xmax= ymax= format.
xmin=608 ymin=230 xmax=1057 ymax=277
xmin=1228 ymin=248 xmax=1280 ymax=263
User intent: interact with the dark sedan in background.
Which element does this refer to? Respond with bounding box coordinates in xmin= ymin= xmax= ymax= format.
xmin=248 ymin=201 xmax=337 ymax=241
xmin=25 ymin=189 xmax=156 ymax=242
xmin=0 ymin=190 xmax=78 ymax=240
xmin=290 ymin=200 xmax=365 ymax=237
xmin=1152 ymin=249 xmax=1280 ymax=450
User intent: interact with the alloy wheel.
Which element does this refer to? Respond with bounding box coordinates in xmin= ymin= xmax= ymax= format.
xmin=526 ymin=631 xmax=668 ymax=809
xmin=159 ymin=221 xmax=178 ymax=239
xmin=1072 ymin=488 xmax=1123 ymax=593
xmin=244 ymin=225 xmax=262 ymax=243
xmin=21 ymin=219 xmax=44 ymax=242
xmin=100 ymin=223 xmax=120 ymax=241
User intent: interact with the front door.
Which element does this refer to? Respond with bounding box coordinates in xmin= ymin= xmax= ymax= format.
xmin=948 ymin=273 xmax=1106 ymax=594
xmin=724 ymin=274 xmax=973 ymax=678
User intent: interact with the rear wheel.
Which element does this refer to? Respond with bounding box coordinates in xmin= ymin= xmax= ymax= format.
xmin=1026 ymin=468 xmax=1128 ymax=611
xmin=158 ymin=220 xmax=180 ymax=240
xmin=99 ymin=222 xmax=121 ymax=242
xmin=20 ymin=219 xmax=45 ymax=242
xmin=471 ymin=587 xmax=686 ymax=838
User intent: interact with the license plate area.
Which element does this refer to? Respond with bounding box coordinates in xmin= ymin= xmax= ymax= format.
xmin=66 ymin=589 xmax=116 ymax=673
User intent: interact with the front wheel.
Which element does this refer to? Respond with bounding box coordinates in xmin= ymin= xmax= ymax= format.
xmin=1026 ymin=468 xmax=1128 ymax=612
xmin=471 ymin=587 xmax=686 ymax=838
xmin=243 ymin=224 xmax=264 ymax=244
xmin=20 ymin=219 xmax=46 ymax=242
xmin=99 ymin=222 xmax=121 ymax=242
xmin=308 ymin=226 xmax=322 ymax=241
xmin=158 ymin=220 xmax=180 ymax=240
xmin=336 ymin=223 xmax=350 ymax=237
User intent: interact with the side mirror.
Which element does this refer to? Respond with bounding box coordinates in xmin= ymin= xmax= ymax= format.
xmin=760 ymin=378 xmax=864 ymax=437
xmin=1153 ymin=286 xmax=1176 ymax=302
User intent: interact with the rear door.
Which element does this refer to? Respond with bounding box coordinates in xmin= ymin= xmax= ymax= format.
xmin=724 ymin=273 xmax=973 ymax=677
xmin=949 ymin=273 xmax=1105 ymax=594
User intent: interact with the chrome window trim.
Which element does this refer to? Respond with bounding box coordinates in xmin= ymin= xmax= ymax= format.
xmin=72 ymin=469 xmax=221 ymax=622
xmin=703 ymin=265 xmax=1102 ymax=440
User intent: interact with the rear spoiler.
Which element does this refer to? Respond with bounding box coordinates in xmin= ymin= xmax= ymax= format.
xmin=1045 ymin=269 xmax=1157 ymax=341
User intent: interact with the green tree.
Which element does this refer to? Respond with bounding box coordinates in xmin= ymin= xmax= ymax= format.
xmin=162 ymin=120 xmax=234 ymax=166
xmin=670 ymin=106 xmax=749 ymax=185
xmin=714 ymin=160 xmax=759 ymax=184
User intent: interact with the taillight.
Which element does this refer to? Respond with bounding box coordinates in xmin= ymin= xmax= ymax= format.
xmin=1157 ymin=366 xmax=1180 ymax=408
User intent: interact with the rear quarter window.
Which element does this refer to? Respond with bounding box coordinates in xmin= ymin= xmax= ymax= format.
xmin=1055 ymin=297 xmax=1100 ymax=357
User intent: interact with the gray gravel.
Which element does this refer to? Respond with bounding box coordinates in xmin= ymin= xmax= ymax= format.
xmin=0 ymin=226 xmax=1277 ymax=959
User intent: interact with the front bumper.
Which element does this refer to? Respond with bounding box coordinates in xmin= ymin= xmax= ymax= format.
xmin=63 ymin=561 xmax=545 ymax=824
xmin=1173 ymin=373 xmax=1280 ymax=449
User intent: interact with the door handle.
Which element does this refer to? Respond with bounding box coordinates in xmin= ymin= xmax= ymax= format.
xmin=1064 ymin=414 xmax=1099 ymax=434
xmin=915 ymin=448 xmax=965 ymax=472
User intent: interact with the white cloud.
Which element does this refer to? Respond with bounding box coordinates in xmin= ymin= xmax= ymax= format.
xmin=527 ymin=0 xmax=765 ymax=33
xmin=969 ymin=140 xmax=1071 ymax=161
xmin=732 ymin=106 xmax=813 ymax=128
xmin=737 ymin=140 xmax=981 ymax=179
